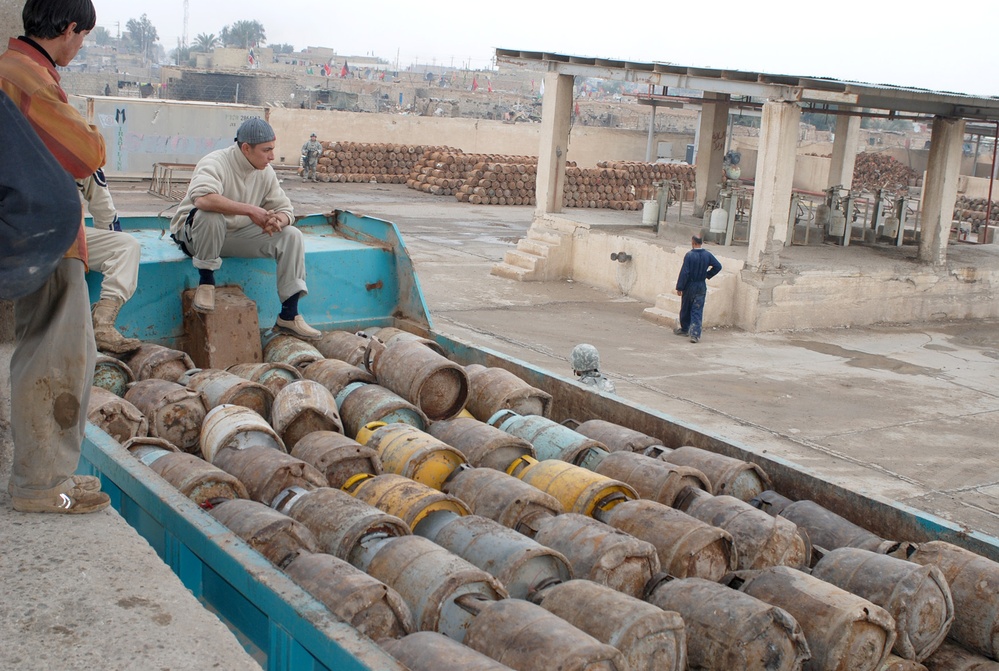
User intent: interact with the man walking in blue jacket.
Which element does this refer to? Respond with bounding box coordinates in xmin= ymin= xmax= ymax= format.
xmin=674 ymin=235 xmax=722 ymax=344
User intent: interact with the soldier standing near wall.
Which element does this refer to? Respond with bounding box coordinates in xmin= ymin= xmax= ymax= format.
xmin=301 ymin=132 xmax=322 ymax=182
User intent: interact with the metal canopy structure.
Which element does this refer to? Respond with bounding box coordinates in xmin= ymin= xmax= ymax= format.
xmin=496 ymin=48 xmax=999 ymax=121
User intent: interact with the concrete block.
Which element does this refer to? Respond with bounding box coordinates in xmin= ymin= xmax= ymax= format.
xmin=490 ymin=262 xmax=534 ymax=282
xmin=182 ymin=286 xmax=262 ymax=370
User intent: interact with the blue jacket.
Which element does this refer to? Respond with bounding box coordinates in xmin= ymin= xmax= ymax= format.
xmin=676 ymin=248 xmax=722 ymax=293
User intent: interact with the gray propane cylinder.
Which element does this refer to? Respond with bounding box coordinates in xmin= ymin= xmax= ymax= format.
xmin=597 ymin=498 xmax=737 ymax=582
xmin=811 ymin=547 xmax=953 ymax=662
xmin=753 ymin=491 xmax=906 ymax=556
xmin=227 ymin=361 xmax=302 ymax=396
xmin=124 ymin=378 xmax=208 ymax=452
xmin=416 ymin=512 xmax=572 ymax=600
xmin=909 ymin=540 xmax=999 ymax=660
xmin=93 ymin=354 xmax=135 ymax=397
xmin=444 ymin=466 xmax=563 ymax=537
xmin=284 ymin=552 xmax=415 ymax=641
xmin=183 ymin=368 xmax=274 ymax=421
xmin=290 ymin=430 xmax=382 ymax=489
xmin=532 ymin=513 xmax=660 ymax=599
xmin=534 ymin=579 xmax=687 ymax=671
xmin=675 ymin=488 xmax=810 ymax=570
xmin=461 ymin=598 xmax=626 ymax=671
xmin=124 ymin=436 xmax=248 ymax=507
xmin=335 ymin=382 xmax=429 ymax=438
xmin=302 ymin=357 xmax=376 ymax=397
xmin=922 ymin=640 xmax=999 ymax=670
xmin=735 ymin=565 xmax=897 ymax=671
xmin=351 ymin=535 xmax=508 ymax=641
xmin=463 ymin=363 xmax=552 ymax=420
xmin=263 ymin=333 xmax=324 ymax=371
xmin=314 ymin=330 xmax=369 ymax=366
xmin=429 ymin=415 xmax=536 ymax=472
xmin=880 ymin=654 xmax=928 ymax=671
xmin=208 ymin=498 xmax=318 ymax=569
xmin=210 ymin=444 xmax=327 ymax=506
xmin=87 ymin=386 xmax=149 ymax=444
xmin=125 ymin=342 xmax=195 ymax=382
xmin=660 ymin=445 xmax=772 ymax=501
xmin=592 ymin=450 xmax=712 ymax=507
xmin=365 ymin=338 xmax=469 ymax=421
xmin=365 ymin=326 xmax=446 ymax=355
xmin=380 ymin=631 xmax=516 ymax=670
xmin=275 ymin=486 xmax=410 ymax=564
xmin=270 ymin=379 xmax=343 ymax=450
xmin=645 ymin=575 xmax=811 ymax=671
xmin=573 ymin=418 xmax=664 ymax=453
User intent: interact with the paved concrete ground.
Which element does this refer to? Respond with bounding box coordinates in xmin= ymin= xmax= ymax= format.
xmin=2 ymin=175 xmax=998 ymax=669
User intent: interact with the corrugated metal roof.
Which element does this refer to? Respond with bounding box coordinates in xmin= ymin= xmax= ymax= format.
xmin=496 ymin=48 xmax=999 ymax=121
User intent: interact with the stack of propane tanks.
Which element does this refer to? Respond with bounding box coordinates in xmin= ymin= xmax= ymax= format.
xmin=89 ymin=327 xmax=999 ymax=671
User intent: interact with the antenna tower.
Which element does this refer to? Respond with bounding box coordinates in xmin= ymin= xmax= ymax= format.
xmin=182 ymin=0 xmax=189 ymax=48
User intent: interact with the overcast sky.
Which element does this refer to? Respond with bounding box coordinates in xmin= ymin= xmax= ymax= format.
xmin=92 ymin=0 xmax=999 ymax=97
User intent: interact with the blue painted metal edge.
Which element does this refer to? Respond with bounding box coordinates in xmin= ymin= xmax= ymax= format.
xmin=432 ymin=329 xmax=999 ymax=563
xmin=79 ymin=425 xmax=404 ymax=671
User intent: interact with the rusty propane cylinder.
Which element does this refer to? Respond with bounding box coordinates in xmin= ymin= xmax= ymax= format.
xmin=534 ymin=579 xmax=687 ymax=671
xmin=93 ymin=354 xmax=135 ymax=397
xmin=124 ymin=436 xmax=248 ymax=506
xmin=124 ymin=379 xmax=208 ymax=452
xmin=381 ymin=631 xmax=516 ymax=671
xmin=812 ymin=547 xmax=953 ymax=662
xmin=87 ymin=386 xmax=149 ymax=443
xmin=880 ymin=654 xmax=928 ymax=671
xmin=463 ymin=363 xmax=552 ymax=420
xmin=275 ymin=486 xmax=410 ymax=563
xmin=271 ymin=379 xmax=343 ymax=450
xmin=184 ymin=368 xmax=274 ymax=421
xmin=597 ymin=498 xmax=737 ymax=581
xmin=303 ymin=358 xmax=375 ymax=397
xmin=491 ymin=409 xmax=606 ymax=466
xmin=923 ymin=640 xmax=999 ymax=670
xmin=416 ymin=512 xmax=572 ymax=600
xmin=754 ymin=491 xmax=909 ymax=556
xmin=593 ymin=450 xmax=712 ymax=506
xmin=533 ymin=513 xmax=660 ymax=599
xmin=573 ymin=418 xmax=664 ymax=453
xmin=645 ymin=575 xmax=811 ymax=671
xmin=429 ymin=416 xmax=535 ymax=472
xmin=661 ymin=445 xmax=772 ymax=501
xmin=365 ymin=338 xmax=469 ymax=421
xmin=735 ymin=565 xmax=897 ymax=671
xmin=126 ymin=343 xmax=195 ymax=382
xmin=675 ymin=488 xmax=810 ymax=570
xmin=285 ymin=552 xmax=415 ymax=641
xmin=461 ymin=598 xmax=626 ymax=671
xmin=347 ymin=473 xmax=470 ymax=533
xmin=444 ymin=466 xmax=563 ymax=537
xmin=509 ymin=457 xmax=637 ymax=517
xmin=227 ymin=362 xmax=302 ymax=396
xmin=363 ymin=423 xmax=466 ymax=490
xmin=200 ymin=405 xmax=285 ymax=462
xmin=211 ymin=444 xmax=326 ymax=506
xmin=365 ymin=326 xmax=446 ymax=355
xmin=335 ymin=382 xmax=429 ymax=438
xmin=909 ymin=541 xmax=999 ymax=659
xmin=315 ymin=330 xmax=369 ymax=366
xmin=290 ymin=430 xmax=382 ymax=489
xmin=208 ymin=498 xmax=318 ymax=569
xmin=263 ymin=334 xmax=324 ymax=370
xmin=352 ymin=535 xmax=507 ymax=640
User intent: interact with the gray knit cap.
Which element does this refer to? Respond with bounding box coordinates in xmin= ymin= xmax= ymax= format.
xmin=235 ymin=117 xmax=276 ymax=145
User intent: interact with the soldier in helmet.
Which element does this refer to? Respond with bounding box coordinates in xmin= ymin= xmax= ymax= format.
xmin=570 ymin=343 xmax=616 ymax=393
xmin=301 ymin=132 xmax=322 ymax=182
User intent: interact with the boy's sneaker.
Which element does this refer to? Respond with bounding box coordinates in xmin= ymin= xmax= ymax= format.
xmin=12 ymin=485 xmax=110 ymax=514
xmin=690 ymin=335 xmax=700 ymax=344
xmin=673 ymin=328 xmax=688 ymax=336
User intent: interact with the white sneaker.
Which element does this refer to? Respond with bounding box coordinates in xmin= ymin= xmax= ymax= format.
xmin=275 ymin=315 xmax=321 ymax=339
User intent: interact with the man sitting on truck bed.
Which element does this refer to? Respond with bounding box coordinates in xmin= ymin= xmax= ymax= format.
xmin=170 ymin=117 xmax=320 ymax=339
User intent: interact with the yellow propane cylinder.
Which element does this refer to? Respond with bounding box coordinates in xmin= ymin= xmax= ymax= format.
xmin=509 ymin=456 xmax=637 ymax=517
xmin=355 ymin=421 xmax=388 ymax=446
xmin=365 ymin=423 xmax=467 ymax=490
xmin=346 ymin=473 xmax=470 ymax=532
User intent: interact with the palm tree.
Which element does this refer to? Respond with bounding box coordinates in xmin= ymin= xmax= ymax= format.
xmin=224 ymin=20 xmax=266 ymax=49
xmin=193 ymin=32 xmax=219 ymax=52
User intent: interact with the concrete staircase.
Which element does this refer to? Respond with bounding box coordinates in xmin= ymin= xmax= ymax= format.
xmin=491 ymin=227 xmax=565 ymax=281
xmin=643 ymin=286 xmax=722 ymax=329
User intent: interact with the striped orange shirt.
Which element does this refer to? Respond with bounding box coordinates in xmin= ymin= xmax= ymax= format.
xmin=0 ymin=38 xmax=106 ymax=265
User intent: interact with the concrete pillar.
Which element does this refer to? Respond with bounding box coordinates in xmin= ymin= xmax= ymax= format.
xmin=645 ymin=104 xmax=657 ymax=162
xmin=534 ymin=71 xmax=574 ymax=216
xmin=694 ymin=94 xmax=730 ymax=217
xmin=828 ymin=114 xmax=862 ymax=190
xmin=919 ymin=116 xmax=965 ymax=265
xmin=746 ymin=100 xmax=801 ymax=270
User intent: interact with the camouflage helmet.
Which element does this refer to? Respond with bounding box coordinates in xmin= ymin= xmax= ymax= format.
xmin=570 ymin=343 xmax=600 ymax=373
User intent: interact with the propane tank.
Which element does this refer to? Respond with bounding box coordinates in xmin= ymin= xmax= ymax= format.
xmin=208 ymin=498 xmax=319 ymax=569
xmin=709 ymin=207 xmax=728 ymax=233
